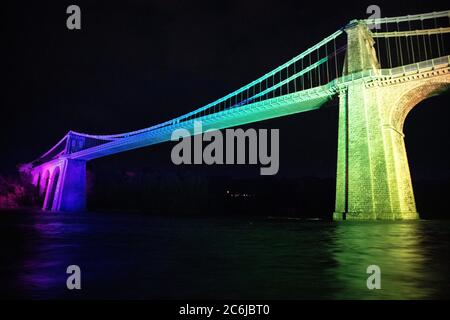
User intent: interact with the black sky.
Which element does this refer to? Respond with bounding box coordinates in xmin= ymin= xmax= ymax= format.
xmin=1 ymin=0 xmax=449 ymax=181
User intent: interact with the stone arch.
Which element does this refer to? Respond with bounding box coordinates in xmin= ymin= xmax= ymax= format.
xmin=390 ymin=78 xmax=450 ymax=134
xmin=35 ymin=173 xmax=41 ymax=192
xmin=45 ymin=166 xmax=61 ymax=211
xmin=40 ymin=170 xmax=51 ymax=196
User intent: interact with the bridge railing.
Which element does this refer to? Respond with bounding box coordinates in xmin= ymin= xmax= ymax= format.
xmin=31 ymin=131 xmax=121 ymax=166
xmin=32 ymin=134 xmax=69 ymax=166
xmin=386 ymin=55 xmax=450 ymax=76
xmin=170 ymin=30 xmax=346 ymax=124
xmin=366 ymin=10 xmax=450 ymax=70
xmin=335 ymin=55 xmax=450 ymax=86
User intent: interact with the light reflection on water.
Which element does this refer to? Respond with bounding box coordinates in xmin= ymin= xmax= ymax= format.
xmin=331 ymin=221 xmax=432 ymax=299
xmin=0 ymin=210 xmax=448 ymax=299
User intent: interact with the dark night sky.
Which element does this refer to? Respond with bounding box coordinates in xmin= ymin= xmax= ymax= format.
xmin=1 ymin=0 xmax=449 ymax=181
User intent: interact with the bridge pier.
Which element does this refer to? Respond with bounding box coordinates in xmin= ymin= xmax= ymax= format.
xmin=333 ymin=21 xmax=450 ymax=219
xmin=333 ymin=20 xmax=419 ymax=220
xmin=333 ymin=81 xmax=420 ymax=220
xmin=58 ymin=159 xmax=87 ymax=212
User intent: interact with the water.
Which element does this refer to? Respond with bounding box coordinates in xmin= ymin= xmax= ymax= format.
xmin=0 ymin=210 xmax=449 ymax=299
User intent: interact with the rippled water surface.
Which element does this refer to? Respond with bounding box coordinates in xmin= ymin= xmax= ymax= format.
xmin=0 ymin=210 xmax=449 ymax=299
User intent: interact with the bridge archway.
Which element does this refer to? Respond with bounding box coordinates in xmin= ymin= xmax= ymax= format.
xmin=39 ymin=169 xmax=51 ymax=209
xmin=400 ymin=85 xmax=450 ymax=218
xmin=45 ymin=167 xmax=60 ymax=211
xmin=40 ymin=170 xmax=50 ymax=196
xmin=390 ymin=78 xmax=450 ymax=134
xmin=388 ymin=79 xmax=450 ymax=217
xmin=36 ymin=173 xmax=41 ymax=191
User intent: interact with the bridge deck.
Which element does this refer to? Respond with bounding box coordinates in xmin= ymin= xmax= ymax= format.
xmin=40 ymin=55 xmax=449 ymax=163
xmin=67 ymin=84 xmax=337 ymax=161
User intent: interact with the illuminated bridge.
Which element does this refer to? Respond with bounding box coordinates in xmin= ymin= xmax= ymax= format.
xmin=23 ymin=10 xmax=450 ymax=219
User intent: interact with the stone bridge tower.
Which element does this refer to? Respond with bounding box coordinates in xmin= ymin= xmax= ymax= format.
xmin=334 ymin=21 xmax=450 ymax=220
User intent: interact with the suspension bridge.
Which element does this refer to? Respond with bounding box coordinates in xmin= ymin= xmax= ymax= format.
xmin=22 ymin=10 xmax=450 ymax=219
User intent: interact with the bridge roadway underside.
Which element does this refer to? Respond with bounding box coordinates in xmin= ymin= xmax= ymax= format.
xmin=68 ymin=86 xmax=336 ymax=161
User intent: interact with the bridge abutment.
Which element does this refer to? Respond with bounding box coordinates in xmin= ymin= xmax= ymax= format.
xmin=30 ymin=158 xmax=87 ymax=212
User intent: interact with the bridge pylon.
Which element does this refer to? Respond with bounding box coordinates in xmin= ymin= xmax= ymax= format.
xmin=334 ymin=21 xmax=449 ymax=220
